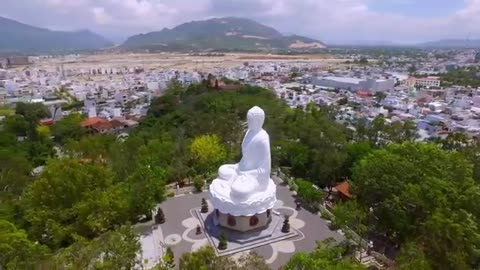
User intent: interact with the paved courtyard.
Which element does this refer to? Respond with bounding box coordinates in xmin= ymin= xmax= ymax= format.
xmin=136 ymin=184 xmax=344 ymax=269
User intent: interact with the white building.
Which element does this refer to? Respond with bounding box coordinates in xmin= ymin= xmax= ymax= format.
xmin=428 ymin=101 xmax=447 ymax=113
xmin=407 ymin=77 xmax=441 ymax=88
xmin=313 ymin=76 xmax=395 ymax=92
xmin=115 ymin=92 xmax=128 ymax=106
xmin=0 ymin=69 xmax=6 ymax=80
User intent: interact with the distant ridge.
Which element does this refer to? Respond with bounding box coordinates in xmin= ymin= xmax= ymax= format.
xmin=122 ymin=17 xmax=326 ymax=52
xmin=0 ymin=16 xmax=112 ymax=53
xmin=416 ymin=39 xmax=480 ymax=48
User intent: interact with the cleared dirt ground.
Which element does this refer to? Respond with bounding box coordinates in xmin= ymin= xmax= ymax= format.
xmin=32 ymin=52 xmax=345 ymax=72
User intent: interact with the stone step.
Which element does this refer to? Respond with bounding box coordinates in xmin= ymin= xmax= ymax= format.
xmin=355 ymin=251 xmax=382 ymax=266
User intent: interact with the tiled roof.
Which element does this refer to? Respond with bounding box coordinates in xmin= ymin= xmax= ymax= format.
xmin=91 ymin=121 xmax=113 ymax=131
xmin=335 ymin=181 xmax=352 ymax=199
xmin=81 ymin=117 xmax=107 ymax=127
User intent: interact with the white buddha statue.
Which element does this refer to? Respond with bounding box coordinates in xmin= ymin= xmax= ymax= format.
xmin=209 ymin=106 xmax=276 ymax=217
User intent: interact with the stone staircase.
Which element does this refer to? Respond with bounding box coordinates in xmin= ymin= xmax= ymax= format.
xmin=355 ymin=251 xmax=383 ymax=269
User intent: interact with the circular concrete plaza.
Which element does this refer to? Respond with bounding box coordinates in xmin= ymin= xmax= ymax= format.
xmin=136 ymin=184 xmax=344 ymax=269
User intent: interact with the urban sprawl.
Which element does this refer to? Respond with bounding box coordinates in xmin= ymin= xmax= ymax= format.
xmin=1 ymin=49 xmax=480 ymax=140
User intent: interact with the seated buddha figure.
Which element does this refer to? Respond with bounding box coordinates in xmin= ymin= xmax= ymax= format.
xmin=210 ymin=106 xmax=272 ymax=203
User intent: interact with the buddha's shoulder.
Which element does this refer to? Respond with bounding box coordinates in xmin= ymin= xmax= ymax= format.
xmin=256 ymin=130 xmax=270 ymax=140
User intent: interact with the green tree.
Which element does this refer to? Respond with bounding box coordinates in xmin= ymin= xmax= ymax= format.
xmin=0 ymin=148 xmax=32 ymax=221
xmin=355 ymin=116 xmax=417 ymax=147
xmin=65 ymin=135 xmax=116 ymax=160
xmin=440 ymin=67 xmax=480 ymax=87
xmin=282 ymin=241 xmax=365 ymax=270
xmin=24 ymin=140 xmax=54 ymax=166
xmin=367 ymin=115 xmax=387 ymax=146
xmin=334 ymin=200 xmax=368 ymax=237
xmin=343 ymin=142 xmax=373 ymax=178
xmin=52 ymin=113 xmax=86 ymax=143
xmin=358 ymin=57 xmax=368 ymax=65
xmin=352 ymin=143 xmax=480 ymax=268
xmin=22 ymin=158 xmax=129 ymax=248
xmin=277 ymin=140 xmax=310 ymax=177
xmin=0 ymin=220 xmax=50 ymax=270
xmin=179 ymin=246 xmax=236 ymax=270
xmin=49 ymin=226 xmax=140 ymax=270
xmin=441 ymin=132 xmax=471 ymax=151
xmin=190 ymin=134 xmax=227 ymax=175
xmin=295 ymin=178 xmax=322 ymax=205
xmin=163 ymin=246 xmax=175 ymax=269
xmin=0 ymin=130 xmax=17 ymax=148
xmin=218 ymin=232 xmax=228 ymax=250
xmin=396 ymin=241 xmax=432 ymax=270
xmin=109 ymin=135 xmax=146 ymax=181
xmin=15 ymin=102 xmax=49 ymax=124
xmin=127 ymin=165 xmax=167 ymax=220
xmin=193 ymin=177 xmax=204 ymax=192
xmin=36 ymin=125 xmax=52 ymax=142
xmin=2 ymin=115 xmax=29 ymax=136
xmin=422 ymin=209 xmax=480 ymax=270
xmin=408 ymin=65 xmax=417 ymax=75
xmin=374 ymin=91 xmax=387 ymax=103
xmin=337 ymin=97 xmax=348 ymax=105
xmin=386 ymin=120 xmax=418 ymax=143
xmin=282 ymin=106 xmax=348 ymax=188
xmin=237 ymin=251 xmax=270 ymax=270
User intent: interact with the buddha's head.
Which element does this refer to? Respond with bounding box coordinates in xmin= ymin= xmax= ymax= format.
xmin=247 ymin=106 xmax=265 ymax=131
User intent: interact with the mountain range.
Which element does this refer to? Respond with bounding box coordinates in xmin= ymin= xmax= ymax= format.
xmin=2 ymin=15 xmax=477 ymax=53
xmin=0 ymin=16 xmax=112 ymax=53
xmin=121 ymin=17 xmax=326 ymax=51
xmin=416 ymin=39 xmax=480 ymax=48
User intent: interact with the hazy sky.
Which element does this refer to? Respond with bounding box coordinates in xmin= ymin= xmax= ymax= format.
xmin=1 ymin=0 xmax=478 ymax=44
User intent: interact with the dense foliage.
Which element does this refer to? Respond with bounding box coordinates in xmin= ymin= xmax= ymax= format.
xmin=351 ymin=143 xmax=480 ymax=269
xmin=2 ymin=81 xmax=480 ymax=269
xmin=282 ymin=240 xmax=364 ymax=270
xmin=0 ymin=102 xmax=167 ymax=268
xmin=441 ymin=67 xmax=480 ymax=87
xmin=179 ymin=246 xmax=270 ymax=270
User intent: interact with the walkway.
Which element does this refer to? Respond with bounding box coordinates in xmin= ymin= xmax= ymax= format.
xmin=136 ymin=184 xmax=344 ymax=269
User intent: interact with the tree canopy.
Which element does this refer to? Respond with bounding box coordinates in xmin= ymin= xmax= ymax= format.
xmin=190 ymin=134 xmax=227 ymax=175
xmin=282 ymin=240 xmax=364 ymax=270
xmin=179 ymin=246 xmax=269 ymax=270
xmin=0 ymin=220 xmax=49 ymax=270
xmin=2 ymin=81 xmax=480 ymax=269
xmin=22 ymin=158 xmax=127 ymax=248
xmin=352 ymin=142 xmax=480 ymax=269
xmin=48 ymin=226 xmax=140 ymax=270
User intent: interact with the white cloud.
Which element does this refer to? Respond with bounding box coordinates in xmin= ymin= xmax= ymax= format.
xmin=1 ymin=0 xmax=479 ymax=43
xmin=92 ymin=7 xmax=113 ymax=25
xmin=43 ymin=0 xmax=92 ymax=9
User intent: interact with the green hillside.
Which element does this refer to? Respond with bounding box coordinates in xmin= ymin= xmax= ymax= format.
xmin=122 ymin=17 xmax=326 ymax=52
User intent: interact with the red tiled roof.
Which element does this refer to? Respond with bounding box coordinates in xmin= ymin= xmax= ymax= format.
xmin=81 ymin=117 xmax=107 ymax=127
xmin=39 ymin=118 xmax=54 ymax=126
xmin=91 ymin=121 xmax=113 ymax=131
xmin=335 ymin=181 xmax=353 ymax=199
xmin=356 ymin=90 xmax=372 ymax=97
